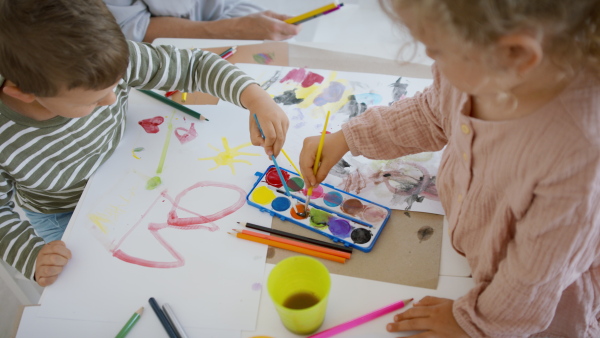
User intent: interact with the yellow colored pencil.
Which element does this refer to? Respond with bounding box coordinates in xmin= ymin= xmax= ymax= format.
xmin=303 ymin=111 xmax=331 ymax=214
xmin=285 ymin=2 xmax=341 ymax=25
xmin=181 ymin=92 xmax=187 ymax=103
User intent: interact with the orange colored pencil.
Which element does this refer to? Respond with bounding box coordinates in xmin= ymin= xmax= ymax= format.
xmin=229 ymin=232 xmax=346 ymax=264
xmin=235 ymin=229 xmax=351 ymax=259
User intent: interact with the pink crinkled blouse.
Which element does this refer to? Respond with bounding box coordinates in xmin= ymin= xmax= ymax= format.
xmin=342 ymin=65 xmax=600 ymax=337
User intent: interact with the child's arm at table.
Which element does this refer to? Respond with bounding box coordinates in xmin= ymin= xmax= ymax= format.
xmin=124 ymin=41 xmax=288 ymax=156
xmin=0 ymin=180 xmax=71 ymax=286
xmin=300 ymin=66 xmax=448 ymax=188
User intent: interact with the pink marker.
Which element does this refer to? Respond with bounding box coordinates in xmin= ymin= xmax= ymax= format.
xmin=308 ymin=298 xmax=413 ymax=338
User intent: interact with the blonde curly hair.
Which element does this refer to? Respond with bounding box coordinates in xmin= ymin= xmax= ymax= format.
xmin=380 ymin=0 xmax=600 ymax=76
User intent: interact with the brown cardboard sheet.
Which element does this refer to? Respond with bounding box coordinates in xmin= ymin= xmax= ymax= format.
xmin=266 ymin=210 xmax=442 ymax=289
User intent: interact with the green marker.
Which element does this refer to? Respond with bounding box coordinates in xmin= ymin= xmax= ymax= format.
xmin=115 ymin=306 xmax=143 ymax=338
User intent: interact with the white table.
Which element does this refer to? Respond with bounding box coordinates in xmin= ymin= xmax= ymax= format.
xmin=16 ymin=37 xmax=471 ymax=338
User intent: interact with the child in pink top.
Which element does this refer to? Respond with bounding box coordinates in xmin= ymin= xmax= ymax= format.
xmin=300 ymin=1 xmax=600 ymax=337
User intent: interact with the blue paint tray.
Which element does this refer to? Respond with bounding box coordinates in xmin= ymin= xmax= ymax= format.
xmin=246 ymin=165 xmax=391 ymax=252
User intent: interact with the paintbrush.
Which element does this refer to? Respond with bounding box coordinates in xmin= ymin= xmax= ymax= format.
xmin=299 ymin=111 xmax=331 ymax=217
xmin=252 ymin=114 xmax=298 ymax=214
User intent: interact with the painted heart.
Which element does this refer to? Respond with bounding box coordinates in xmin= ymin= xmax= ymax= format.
xmin=138 ymin=116 xmax=164 ymax=133
xmin=174 ymin=123 xmax=197 ymax=144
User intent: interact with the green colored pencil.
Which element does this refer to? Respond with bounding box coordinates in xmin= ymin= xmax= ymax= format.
xmin=137 ymin=89 xmax=209 ymax=121
xmin=115 ymin=306 xmax=143 ymax=338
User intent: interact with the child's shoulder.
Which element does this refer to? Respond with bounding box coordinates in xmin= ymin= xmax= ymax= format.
xmin=555 ymin=71 xmax=600 ymax=146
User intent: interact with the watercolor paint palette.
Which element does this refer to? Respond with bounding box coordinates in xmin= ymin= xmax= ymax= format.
xmin=246 ymin=166 xmax=392 ymax=252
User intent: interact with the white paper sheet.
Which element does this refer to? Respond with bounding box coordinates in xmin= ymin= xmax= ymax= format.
xmin=237 ymin=63 xmax=444 ymax=215
xmin=37 ymin=91 xmax=274 ymax=331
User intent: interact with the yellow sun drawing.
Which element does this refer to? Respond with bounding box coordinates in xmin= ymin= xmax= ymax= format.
xmin=198 ymin=137 xmax=260 ymax=174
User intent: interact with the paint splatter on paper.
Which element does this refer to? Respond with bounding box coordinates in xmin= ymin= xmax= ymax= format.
xmin=138 ymin=116 xmax=164 ymax=133
xmin=198 ymin=137 xmax=260 ymax=174
xmin=237 ymin=64 xmax=443 ymax=214
xmin=253 ymin=52 xmax=274 ymax=64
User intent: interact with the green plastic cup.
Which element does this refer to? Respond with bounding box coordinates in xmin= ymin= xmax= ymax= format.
xmin=267 ymin=256 xmax=331 ymax=335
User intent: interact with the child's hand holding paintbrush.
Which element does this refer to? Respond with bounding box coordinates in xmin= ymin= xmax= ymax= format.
xmin=298 ymin=111 xmax=345 ymax=216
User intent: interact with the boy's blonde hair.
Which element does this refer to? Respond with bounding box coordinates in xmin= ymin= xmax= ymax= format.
xmin=380 ymin=0 xmax=600 ymax=75
xmin=0 ymin=0 xmax=129 ymax=97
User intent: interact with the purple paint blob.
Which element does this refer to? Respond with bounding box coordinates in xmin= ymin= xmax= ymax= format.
xmin=323 ymin=191 xmax=343 ymax=207
xmin=251 ymin=282 xmax=262 ymax=291
xmin=271 ymin=196 xmax=291 ymax=211
xmin=328 ymin=218 xmax=352 ymax=238
xmin=314 ymin=82 xmax=345 ymax=106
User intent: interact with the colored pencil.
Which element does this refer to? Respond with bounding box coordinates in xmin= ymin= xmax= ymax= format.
xmin=308 ymin=299 xmax=413 ymax=338
xmin=234 ymin=229 xmax=351 ymax=259
xmin=221 ymin=46 xmax=237 ymax=60
xmin=303 ymin=111 xmax=331 ymax=215
xmin=181 ymin=92 xmax=188 ymax=102
xmin=165 ymin=90 xmax=178 ymax=97
xmin=237 ymin=222 xmax=353 ymax=254
xmin=219 ymin=46 xmax=237 ymax=57
xmin=148 ymin=297 xmax=178 ymax=338
xmin=285 ymin=2 xmax=344 ymax=25
xmin=162 ymin=303 xmax=188 ymax=338
xmin=137 ymin=89 xmax=208 ymax=121
xmin=229 ymin=232 xmax=346 ymax=263
xmin=115 ymin=306 xmax=143 ymax=338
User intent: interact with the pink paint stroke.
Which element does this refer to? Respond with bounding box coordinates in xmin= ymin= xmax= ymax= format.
xmin=111 ymin=181 xmax=246 ymax=268
xmin=174 ymin=123 xmax=197 ymax=144
xmin=279 ymin=68 xmax=306 ymax=83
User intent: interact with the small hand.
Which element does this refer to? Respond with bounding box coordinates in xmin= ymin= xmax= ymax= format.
xmin=387 ymin=296 xmax=468 ymax=338
xmin=35 ymin=240 xmax=72 ymax=287
xmin=299 ymin=130 xmax=349 ymax=188
xmin=231 ymin=11 xmax=301 ymax=41
xmin=242 ymin=84 xmax=289 ymax=157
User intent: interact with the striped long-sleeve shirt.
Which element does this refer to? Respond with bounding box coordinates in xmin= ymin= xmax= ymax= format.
xmin=0 ymin=41 xmax=256 ymax=280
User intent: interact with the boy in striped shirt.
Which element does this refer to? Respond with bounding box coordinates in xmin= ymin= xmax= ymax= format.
xmin=0 ymin=0 xmax=289 ymax=286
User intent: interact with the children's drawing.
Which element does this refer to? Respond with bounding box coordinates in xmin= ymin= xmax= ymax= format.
xmin=90 ymin=181 xmax=246 ymax=268
xmin=239 ymin=63 xmax=444 ymax=215
xmin=38 ymin=93 xmax=273 ymax=331
xmin=138 ymin=115 xmax=164 ymax=133
xmin=131 ymin=147 xmax=144 ymax=159
xmin=253 ymin=52 xmax=275 ymax=65
xmin=330 ymin=155 xmax=440 ymax=212
xmin=199 ymin=137 xmax=260 ymax=174
xmin=174 ymin=123 xmax=197 ymax=144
